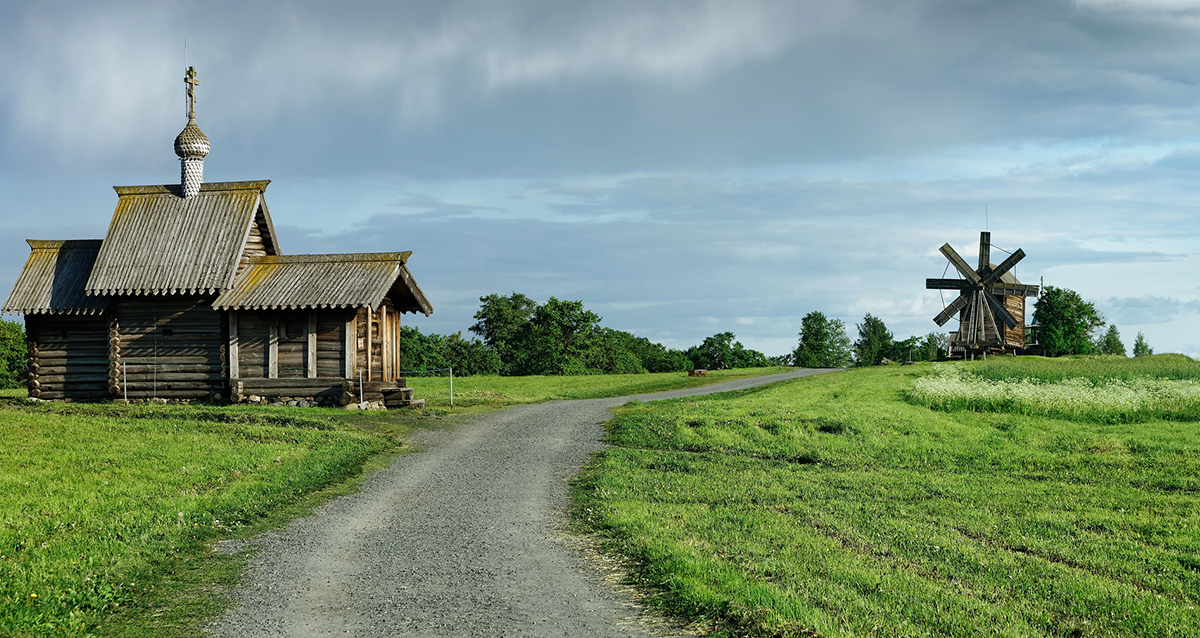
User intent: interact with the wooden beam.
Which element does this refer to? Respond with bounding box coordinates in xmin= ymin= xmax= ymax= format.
xmin=981 ymin=249 xmax=1027 ymax=286
xmin=268 ymin=318 xmax=279 ymax=379
xmin=977 ymin=231 xmax=991 ymax=274
xmin=228 ymin=311 xmax=239 ymax=379
xmin=926 ymin=278 xmax=968 ymax=290
xmin=344 ymin=314 xmax=355 ymax=380
xmin=934 ymin=294 xmax=969 ymax=327
xmin=365 ymin=308 xmax=373 ymax=383
xmin=940 ymin=243 xmax=982 ymax=285
xmin=380 ymin=304 xmax=389 ymax=382
xmin=306 ymin=311 xmax=317 ymax=379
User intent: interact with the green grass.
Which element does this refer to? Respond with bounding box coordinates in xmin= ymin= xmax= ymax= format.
xmin=407 ymin=367 xmax=792 ymax=415
xmin=969 ymin=353 xmax=1200 ymax=383
xmin=573 ymin=363 xmax=1200 ymax=637
xmin=0 ymin=366 xmax=789 ymax=636
xmin=0 ymin=400 xmax=392 ymax=637
xmin=908 ymin=355 xmax=1200 ymax=423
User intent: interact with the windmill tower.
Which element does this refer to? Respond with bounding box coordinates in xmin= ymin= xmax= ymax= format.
xmin=926 ymin=231 xmax=1040 ymax=356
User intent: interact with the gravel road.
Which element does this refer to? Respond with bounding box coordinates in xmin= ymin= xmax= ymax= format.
xmin=206 ymin=369 xmax=838 ymax=638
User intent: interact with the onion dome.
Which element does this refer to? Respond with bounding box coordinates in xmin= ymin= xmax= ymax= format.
xmin=174 ymin=117 xmax=210 ymax=160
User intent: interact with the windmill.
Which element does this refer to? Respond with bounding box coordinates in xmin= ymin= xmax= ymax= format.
xmin=926 ymin=231 xmax=1040 ymax=355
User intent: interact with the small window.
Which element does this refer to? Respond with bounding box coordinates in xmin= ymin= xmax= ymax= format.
xmin=61 ymin=330 xmax=70 ymax=338
xmin=161 ymin=329 xmax=173 ymax=338
xmin=287 ymin=321 xmax=304 ymax=340
xmin=357 ymin=336 xmax=365 ymax=351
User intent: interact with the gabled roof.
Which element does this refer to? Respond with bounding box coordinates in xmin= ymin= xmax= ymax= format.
xmin=85 ymin=180 xmax=278 ymax=296
xmin=2 ymin=240 xmax=110 ymax=315
xmin=211 ymin=253 xmax=433 ymax=315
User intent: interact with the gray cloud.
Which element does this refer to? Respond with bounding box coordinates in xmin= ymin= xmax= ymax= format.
xmin=4 ymin=0 xmax=1200 ymax=356
xmin=1098 ymin=295 xmax=1200 ymax=325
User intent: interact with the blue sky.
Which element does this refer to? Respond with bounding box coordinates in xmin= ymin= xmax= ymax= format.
xmin=2 ymin=0 xmax=1199 ymax=358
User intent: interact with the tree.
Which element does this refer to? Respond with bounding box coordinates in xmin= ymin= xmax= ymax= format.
xmin=853 ymin=313 xmax=893 ymax=366
xmin=686 ymin=332 xmax=769 ymax=370
xmin=1133 ymin=331 xmax=1154 ymax=357
xmin=916 ymin=332 xmax=948 ymax=361
xmin=0 ymin=320 xmax=25 ymax=390
xmin=1034 ymin=286 xmax=1105 ymax=357
xmin=509 ymin=297 xmax=603 ymax=375
xmin=792 ymin=311 xmax=852 ymax=368
xmin=583 ymin=328 xmax=647 ymax=375
xmin=616 ymin=332 xmax=691 ymax=373
xmin=888 ymin=335 xmax=920 ymax=362
xmin=470 ymin=292 xmax=537 ymax=372
xmin=395 ymin=327 xmax=503 ymax=376
xmin=1097 ymin=324 xmax=1126 ymax=357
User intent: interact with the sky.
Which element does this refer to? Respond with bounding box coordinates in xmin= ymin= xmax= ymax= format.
xmin=2 ymin=0 xmax=1199 ymax=359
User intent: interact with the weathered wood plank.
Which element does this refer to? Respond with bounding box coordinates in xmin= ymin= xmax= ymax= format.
xmin=268 ymin=320 xmax=279 ymax=379
xmin=307 ymin=312 xmax=317 ymax=379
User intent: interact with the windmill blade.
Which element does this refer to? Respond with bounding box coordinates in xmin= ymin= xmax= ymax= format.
xmin=982 ymin=290 xmax=1019 ymax=330
xmin=934 ymin=294 xmax=969 ymax=326
xmin=926 ymin=278 xmax=968 ymax=290
xmin=990 ymin=283 xmax=1040 ymax=297
xmin=939 ymin=244 xmax=982 ymax=285
xmin=978 ymin=231 xmax=991 ymax=274
xmin=981 ymin=248 xmax=1026 ymax=285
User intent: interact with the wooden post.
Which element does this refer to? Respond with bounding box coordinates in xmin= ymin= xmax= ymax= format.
xmin=108 ymin=314 xmax=121 ymax=398
xmin=268 ymin=317 xmax=278 ymax=379
xmin=380 ymin=304 xmax=389 ymax=382
xmin=228 ymin=311 xmax=239 ymax=379
xmin=306 ymin=311 xmax=317 ymax=379
xmin=344 ymin=313 xmax=355 ymax=380
xmin=365 ymin=307 xmax=373 ymax=383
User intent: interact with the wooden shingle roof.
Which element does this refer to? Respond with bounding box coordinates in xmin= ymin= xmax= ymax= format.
xmin=2 ymin=240 xmax=110 ymax=315
xmin=211 ymin=253 xmax=433 ymax=315
xmin=85 ymin=180 xmax=278 ymax=296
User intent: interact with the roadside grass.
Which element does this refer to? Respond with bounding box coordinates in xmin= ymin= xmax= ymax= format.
xmin=0 ymin=365 xmax=790 ymax=635
xmin=0 ymin=400 xmax=392 ymax=637
xmin=909 ymin=355 xmax=1200 ymax=423
xmin=573 ymin=363 xmax=1200 ymax=637
xmin=406 ymin=366 xmax=792 ymax=416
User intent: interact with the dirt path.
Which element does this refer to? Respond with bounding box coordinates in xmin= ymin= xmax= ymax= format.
xmin=206 ymin=369 xmax=837 ymax=637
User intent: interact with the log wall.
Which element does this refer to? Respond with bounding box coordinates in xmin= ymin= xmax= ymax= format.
xmin=1002 ymin=295 xmax=1026 ymax=348
xmin=352 ymin=301 xmax=402 ymax=383
xmin=111 ymin=298 xmax=225 ymax=400
xmin=234 ymin=308 xmax=354 ymax=381
xmin=26 ymin=314 xmax=111 ymax=400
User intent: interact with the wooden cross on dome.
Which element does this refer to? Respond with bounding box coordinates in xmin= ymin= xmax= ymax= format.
xmin=185 ymin=66 xmax=199 ymax=119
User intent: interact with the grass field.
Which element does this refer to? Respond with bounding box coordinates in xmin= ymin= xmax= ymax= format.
xmin=574 ymin=356 xmax=1200 ymax=637
xmin=0 ymin=400 xmax=393 ymax=637
xmin=908 ymin=355 xmax=1200 ymax=423
xmin=406 ymin=367 xmax=792 ymax=413
xmin=0 ymin=366 xmax=788 ymax=636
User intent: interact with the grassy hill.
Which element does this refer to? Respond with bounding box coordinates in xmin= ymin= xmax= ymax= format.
xmin=574 ymin=355 xmax=1200 ymax=637
xmin=0 ymin=367 xmax=786 ymax=636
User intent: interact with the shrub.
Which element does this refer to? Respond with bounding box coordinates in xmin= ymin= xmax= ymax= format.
xmin=0 ymin=320 xmax=25 ymax=390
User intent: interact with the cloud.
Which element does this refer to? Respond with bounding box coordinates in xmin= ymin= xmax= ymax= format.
xmin=1098 ymin=295 xmax=1200 ymax=324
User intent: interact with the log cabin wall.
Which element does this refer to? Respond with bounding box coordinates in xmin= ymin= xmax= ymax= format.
xmin=26 ymin=314 xmax=110 ymax=401
xmin=353 ymin=302 xmax=400 ymax=382
xmin=111 ymin=298 xmax=225 ymax=400
xmin=1002 ymin=295 xmax=1026 ymax=347
xmin=233 ymin=312 xmax=271 ymax=378
xmin=316 ymin=309 xmax=353 ymax=378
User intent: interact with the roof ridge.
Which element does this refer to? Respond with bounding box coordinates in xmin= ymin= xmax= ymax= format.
xmin=249 ymin=251 xmax=412 ymax=265
xmin=26 ymin=239 xmax=104 ymax=250
xmin=113 ymin=180 xmax=271 ymax=196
